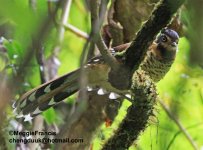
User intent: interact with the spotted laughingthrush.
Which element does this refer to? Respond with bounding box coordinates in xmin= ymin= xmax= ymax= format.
xmin=13 ymin=28 xmax=179 ymax=120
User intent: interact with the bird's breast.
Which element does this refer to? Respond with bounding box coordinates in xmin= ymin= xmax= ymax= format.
xmin=140 ymin=51 xmax=173 ymax=82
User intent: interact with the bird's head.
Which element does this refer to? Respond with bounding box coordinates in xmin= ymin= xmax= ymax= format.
xmin=155 ymin=28 xmax=179 ymax=60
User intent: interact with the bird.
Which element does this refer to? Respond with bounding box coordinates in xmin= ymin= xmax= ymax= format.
xmin=13 ymin=28 xmax=179 ymax=120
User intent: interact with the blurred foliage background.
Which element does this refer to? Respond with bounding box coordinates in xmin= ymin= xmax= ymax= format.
xmin=0 ymin=0 xmax=202 ymax=150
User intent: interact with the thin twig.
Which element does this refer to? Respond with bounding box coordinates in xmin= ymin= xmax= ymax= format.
xmin=158 ymin=99 xmax=199 ymax=150
xmin=166 ymin=122 xmax=203 ymax=150
xmin=54 ymin=0 xmax=72 ymax=55
xmin=64 ymin=23 xmax=89 ymax=39
xmin=35 ymin=45 xmax=47 ymax=83
xmin=89 ymin=0 xmax=118 ymax=69
xmin=96 ymin=34 xmax=119 ymax=69
xmin=107 ymin=0 xmax=123 ymax=46
xmin=58 ymin=0 xmax=72 ymax=43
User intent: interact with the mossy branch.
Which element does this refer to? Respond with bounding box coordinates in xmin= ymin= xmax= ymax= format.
xmin=102 ymin=71 xmax=157 ymax=150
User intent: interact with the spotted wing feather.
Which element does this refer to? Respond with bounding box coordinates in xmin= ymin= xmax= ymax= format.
xmin=15 ymin=69 xmax=80 ymax=116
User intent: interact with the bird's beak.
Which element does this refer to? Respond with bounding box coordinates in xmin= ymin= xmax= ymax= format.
xmin=171 ymin=42 xmax=177 ymax=47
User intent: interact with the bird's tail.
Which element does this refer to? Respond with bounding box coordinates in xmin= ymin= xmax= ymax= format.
xmin=14 ymin=69 xmax=80 ymax=117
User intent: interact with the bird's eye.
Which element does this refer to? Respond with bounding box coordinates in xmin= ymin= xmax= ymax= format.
xmin=161 ymin=35 xmax=167 ymax=42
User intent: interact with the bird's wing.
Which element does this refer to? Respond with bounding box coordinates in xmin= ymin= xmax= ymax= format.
xmin=14 ymin=69 xmax=80 ymax=116
xmin=14 ymin=43 xmax=131 ymax=117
